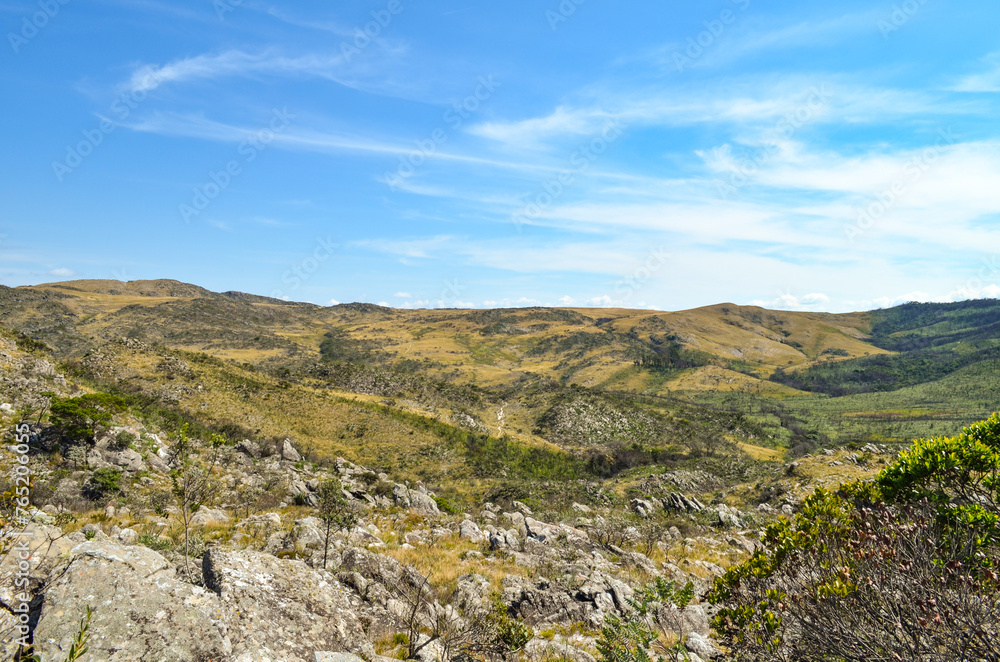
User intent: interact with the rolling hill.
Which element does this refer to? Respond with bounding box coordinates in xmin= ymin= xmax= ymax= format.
xmin=2 ymin=279 xmax=998 ymax=484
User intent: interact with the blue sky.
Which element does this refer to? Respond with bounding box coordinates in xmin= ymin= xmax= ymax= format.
xmin=2 ymin=0 xmax=1000 ymax=312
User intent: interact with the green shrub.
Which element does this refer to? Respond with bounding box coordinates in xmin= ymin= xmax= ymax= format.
xmin=432 ymin=495 xmax=460 ymax=515
xmin=111 ymin=430 xmax=137 ymax=451
xmin=708 ymin=413 xmax=1000 ymax=661
xmin=85 ymin=468 xmax=122 ymax=499
xmin=50 ymin=394 xmax=126 ymax=444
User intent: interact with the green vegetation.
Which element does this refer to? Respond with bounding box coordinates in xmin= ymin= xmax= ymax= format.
xmin=596 ymin=578 xmax=696 ymax=662
xmin=85 ymin=467 xmax=122 ymax=499
xmin=708 ymin=413 xmax=1000 ymax=661
xmin=49 ymin=393 xmax=126 ymax=444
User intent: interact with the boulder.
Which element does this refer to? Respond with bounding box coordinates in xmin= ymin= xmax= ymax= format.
xmin=630 ymin=498 xmax=656 ymax=518
xmin=282 ymin=438 xmax=302 ymax=462
xmin=116 ymin=527 xmax=139 ymax=544
xmin=685 ymin=632 xmax=722 ymax=659
xmin=108 ymin=448 xmax=145 ymax=472
xmin=189 ymin=507 xmax=231 ymax=527
xmin=459 ymin=519 xmax=486 ymax=543
xmin=0 ymin=524 xmax=78 ymax=658
xmin=392 ymin=484 xmax=440 ymax=516
xmin=237 ymin=439 xmax=262 ymax=458
xmin=524 ymin=517 xmax=559 ymax=543
xmin=32 ymin=539 xmax=231 ymax=662
xmin=203 ymin=548 xmax=372 ymax=662
xmin=525 ymin=640 xmax=597 ymax=662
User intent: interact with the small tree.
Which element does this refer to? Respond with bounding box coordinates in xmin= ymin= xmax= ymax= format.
xmin=85 ymin=467 xmax=122 ymax=500
xmin=316 ymin=478 xmax=358 ymax=569
xmin=49 ymin=394 xmax=125 ymax=444
xmin=393 ymin=569 xmax=532 ymax=662
xmin=170 ymin=425 xmax=230 ymax=581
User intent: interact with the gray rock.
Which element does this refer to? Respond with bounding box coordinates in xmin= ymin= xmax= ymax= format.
xmin=282 ymin=438 xmax=302 ymax=462
xmin=146 ymin=452 xmax=170 ymax=474
xmin=108 ymin=447 xmax=145 ymax=472
xmin=190 ymin=507 xmax=231 ymax=527
xmin=512 ymin=500 xmax=533 ymax=515
xmin=392 ymin=483 xmax=411 ymax=508
xmin=315 ymin=654 xmax=366 ymax=662
xmin=237 ymin=439 xmax=262 ymax=458
xmin=459 ymin=519 xmax=486 ymax=543
xmin=116 ymin=527 xmax=139 ymax=544
xmin=393 ymin=484 xmax=440 ymax=516
xmin=0 ymin=525 xmax=77 ymax=658
xmin=631 ymin=498 xmax=655 ymax=517
xmin=686 ymin=632 xmax=722 ymax=659
xmin=294 ymin=522 xmax=324 ymax=549
xmin=524 ymin=517 xmax=559 ymax=543
xmin=32 ymin=539 xmax=231 ymax=662
xmin=204 ymin=548 xmax=371 ymax=662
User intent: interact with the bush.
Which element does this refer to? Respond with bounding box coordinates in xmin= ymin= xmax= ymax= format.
xmin=708 ymin=413 xmax=1000 ymax=661
xmin=433 ymin=495 xmax=460 ymax=515
xmin=596 ymin=578 xmax=695 ymax=662
xmin=49 ymin=394 xmax=126 ymax=444
xmin=110 ymin=431 xmax=137 ymax=451
xmin=85 ymin=468 xmax=122 ymax=499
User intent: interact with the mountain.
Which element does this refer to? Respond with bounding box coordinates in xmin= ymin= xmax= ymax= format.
xmin=2 ymin=279 xmax=999 ymax=474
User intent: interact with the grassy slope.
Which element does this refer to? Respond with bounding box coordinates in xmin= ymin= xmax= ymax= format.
xmin=4 ymin=280 xmax=1000 ymax=461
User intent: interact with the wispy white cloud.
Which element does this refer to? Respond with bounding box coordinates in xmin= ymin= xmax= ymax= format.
xmin=123 ymin=50 xmax=346 ymax=94
xmin=951 ymin=52 xmax=1000 ymax=92
xmin=466 ymin=77 xmax=968 ymax=148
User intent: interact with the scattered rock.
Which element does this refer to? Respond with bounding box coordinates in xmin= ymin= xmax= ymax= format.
xmin=686 ymin=632 xmax=722 ymax=659
xmin=512 ymin=500 xmax=533 ymax=515
xmin=190 ymin=507 xmax=231 ymax=528
xmin=459 ymin=519 xmax=486 ymax=543
xmin=282 ymin=438 xmax=302 ymax=462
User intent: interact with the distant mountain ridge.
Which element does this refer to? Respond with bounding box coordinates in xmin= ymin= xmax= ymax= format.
xmin=2 ymin=279 xmax=999 ymax=453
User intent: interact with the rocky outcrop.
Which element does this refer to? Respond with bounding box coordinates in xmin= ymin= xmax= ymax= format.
xmin=391 ymin=484 xmax=440 ymax=516
xmin=203 ymin=549 xmax=372 ymax=662
xmin=33 ymin=538 xmax=231 ymax=661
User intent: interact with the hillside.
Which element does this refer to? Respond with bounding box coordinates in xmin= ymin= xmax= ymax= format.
xmin=2 ymin=280 xmax=999 ymax=661
xmin=2 ymin=281 xmax=999 ymax=463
